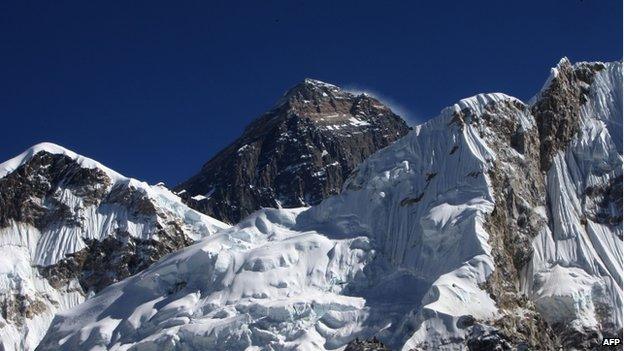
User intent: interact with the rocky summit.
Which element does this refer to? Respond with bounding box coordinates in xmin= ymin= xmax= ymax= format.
xmin=175 ymin=78 xmax=411 ymax=224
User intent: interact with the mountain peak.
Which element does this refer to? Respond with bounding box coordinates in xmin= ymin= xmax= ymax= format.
xmin=279 ymin=78 xmax=349 ymax=105
xmin=302 ymin=78 xmax=338 ymax=88
xmin=274 ymin=78 xmax=398 ymax=125
xmin=176 ymin=79 xmax=410 ymax=223
xmin=0 ymin=142 xmax=125 ymax=181
xmin=556 ymin=56 xmax=572 ymax=68
xmin=530 ymin=59 xmax=613 ymax=170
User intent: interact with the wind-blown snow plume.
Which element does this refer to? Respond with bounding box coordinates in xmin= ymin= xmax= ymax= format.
xmin=343 ymin=85 xmax=419 ymax=126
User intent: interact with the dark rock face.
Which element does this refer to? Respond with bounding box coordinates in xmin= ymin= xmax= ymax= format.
xmin=0 ymin=152 xmax=110 ymax=228
xmin=584 ymin=176 xmax=623 ymax=226
xmin=344 ymin=337 xmax=391 ymax=351
xmin=176 ymin=79 xmax=411 ymax=224
xmin=531 ymin=58 xmax=605 ymax=171
xmin=554 ymin=323 xmax=621 ymax=350
xmin=38 ymin=222 xmax=193 ymax=293
xmin=0 ymin=152 xmax=200 ymax=299
xmin=451 ymin=97 xmax=561 ymax=350
xmin=465 ymin=325 xmax=516 ymax=351
xmin=1 ymin=292 xmax=50 ymax=328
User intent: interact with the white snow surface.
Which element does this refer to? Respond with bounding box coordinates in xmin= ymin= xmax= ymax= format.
xmin=0 ymin=143 xmax=229 ymax=351
xmin=37 ymin=62 xmax=623 ymax=350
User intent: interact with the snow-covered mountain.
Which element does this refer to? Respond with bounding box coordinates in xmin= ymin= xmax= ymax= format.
xmin=35 ymin=59 xmax=622 ymax=350
xmin=175 ymin=78 xmax=411 ymax=224
xmin=0 ymin=143 xmax=229 ymax=351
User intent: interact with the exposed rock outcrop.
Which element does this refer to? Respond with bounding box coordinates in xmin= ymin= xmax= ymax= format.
xmin=450 ymin=96 xmax=561 ymax=349
xmin=531 ymin=58 xmax=605 ymax=171
xmin=344 ymin=337 xmax=391 ymax=351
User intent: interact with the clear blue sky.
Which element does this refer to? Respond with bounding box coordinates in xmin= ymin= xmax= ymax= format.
xmin=1 ymin=0 xmax=621 ymax=185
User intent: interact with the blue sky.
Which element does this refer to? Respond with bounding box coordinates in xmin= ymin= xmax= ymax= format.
xmin=1 ymin=0 xmax=621 ymax=185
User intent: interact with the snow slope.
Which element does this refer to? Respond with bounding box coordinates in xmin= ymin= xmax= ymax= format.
xmin=0 ymin=143 xmax=229 ymax=351
xmin=37 ymin=60 xmax=622 ymax=350
xmin=37 ymin=208 xmax=377 ymax=350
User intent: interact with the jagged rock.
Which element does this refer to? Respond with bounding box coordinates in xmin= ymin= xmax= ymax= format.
xmin=175 ymin=79 xmax=410 ymax=223
xmin=1 ymin=293 xmax=49 ymax=327
xmin=531 ymin=58 xmax=605 ymax=171
xmin=465 ymin=324 xmax=515 ymax=351
xmin=584 ymin=176 xmax=623 ymax=225
xmin=344 ymin=337 xmax=391 ymax=351
xmin=0 ymin=152 xmax=110 ymax=227
xmin=443 ymin=93 xmax=561 ymax=350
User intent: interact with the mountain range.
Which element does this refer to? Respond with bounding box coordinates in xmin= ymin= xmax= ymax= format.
xmin=0 ymin=58 xmax=621 ymax=351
